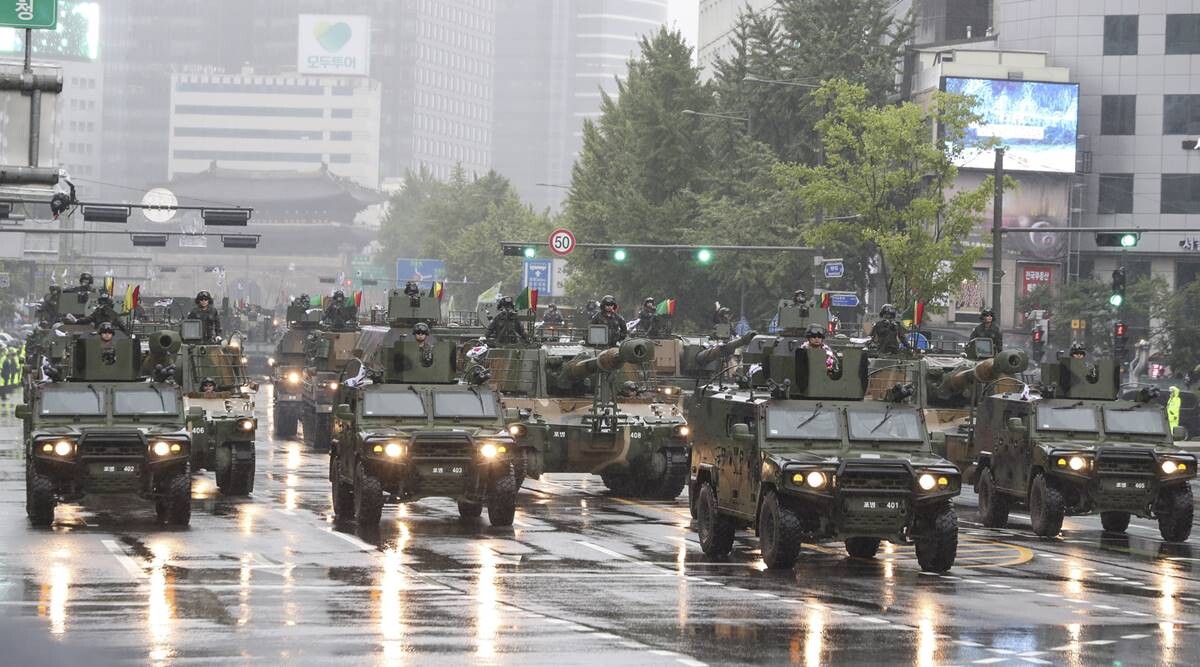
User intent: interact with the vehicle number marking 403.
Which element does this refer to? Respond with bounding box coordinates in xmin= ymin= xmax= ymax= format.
xmin=431 ymin=466 xmax=464 ymax=475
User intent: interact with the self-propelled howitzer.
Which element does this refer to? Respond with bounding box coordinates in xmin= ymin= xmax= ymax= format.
xmin=931 ymin=349 xmax=1029 ymax=402
xmin=693 ymin=330 xmax=758 ymax=369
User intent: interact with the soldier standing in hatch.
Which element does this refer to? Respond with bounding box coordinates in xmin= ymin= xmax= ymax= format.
xmin=871 ymin=304 xmax=909 ymax=354
xmin=77 ymin=294 xmax=130 ymax=334
xmin=634 ymin=297 xmax=658 ymax=335
xmin=63 ymin=272 xmax=94 ymax=295
xmin=486 ymin=296 xmax=529 ymax=344
xmin=187 ymin=291 xmax=223 ymax=343
xmin=592 ymin=295 xmax=628 ymax=345
xmin=970 ymin=308 xmax=1004 ymax=350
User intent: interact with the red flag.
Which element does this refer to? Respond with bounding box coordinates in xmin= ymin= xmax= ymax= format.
xmin=354 ymin=290 xmax=363 ymax=308
xmin=913 ymin=300 xmax=925 ymax=326
xmin=131 ymin=285 xmax=140 ymax=311
xmin=819 ymin=293 xmax=831 ymax=309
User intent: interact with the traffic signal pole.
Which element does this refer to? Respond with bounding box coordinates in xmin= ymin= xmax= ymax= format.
xmin=991 ymin=148 xmax=1004 ymax=318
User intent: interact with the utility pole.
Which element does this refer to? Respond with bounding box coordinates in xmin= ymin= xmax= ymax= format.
xmin=991 ymin=148 xmax=1004 ymax=320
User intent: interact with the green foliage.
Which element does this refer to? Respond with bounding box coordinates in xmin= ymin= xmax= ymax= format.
xmin=1138 ymin=279 xmax=1200 ymax=372
xmin=377 ymin=167 xmax=551 ymax=304
xmin=1018 ymin=277 xmax=1158 ymax=355
xmin=776 ymin=80 xmax=993 ymax=309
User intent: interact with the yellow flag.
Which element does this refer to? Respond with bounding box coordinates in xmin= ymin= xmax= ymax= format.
xmin=124 ymin=284 xmax=134 ymax=311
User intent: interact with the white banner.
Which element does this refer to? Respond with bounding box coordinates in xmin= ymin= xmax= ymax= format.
xmin=298 ymin=15 xmax=371 ymax=76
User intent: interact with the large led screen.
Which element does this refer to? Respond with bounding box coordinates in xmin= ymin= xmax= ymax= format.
xmin=944 ymin=77 xmax=1079 ymax=174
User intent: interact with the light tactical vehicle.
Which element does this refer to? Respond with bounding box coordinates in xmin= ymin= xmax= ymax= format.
xmin=300 ymin=314 xmax=386 ymax=449
xmin=17 ymin=332 xmax=193 ymax=526
xmin=962 ymin=356 xmax=1195 ymax=540
xmin=271 ymin=302 xmax=318 ymax=437
xmin=688 ymin=343 xmax=961 ymax=572
xmin=329 ymin=289 xmax=525 ymax=527
xmin=484 ymin=324 xmax=691 ymax=498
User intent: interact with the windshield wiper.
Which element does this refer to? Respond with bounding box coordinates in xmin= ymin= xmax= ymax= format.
xmin=87 ymin=384 xmax=101 ymax=410
xmin=1052 ymin=401 xmax=1085 ymax=409
xmin=149 ymin=384 xmax=168 ymax=411
xmin=871 ymin=404 xmax=895 ymax=433
xmin=795 ymin=403 xmax=824 ymax=430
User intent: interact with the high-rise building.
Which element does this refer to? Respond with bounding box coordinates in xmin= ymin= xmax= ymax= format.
xmin=492 ymin=0 xmax=669 ymax=210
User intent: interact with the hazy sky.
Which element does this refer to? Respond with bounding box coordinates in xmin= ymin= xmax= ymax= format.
xmin=667 ymin=0 xmax=700 ymax=54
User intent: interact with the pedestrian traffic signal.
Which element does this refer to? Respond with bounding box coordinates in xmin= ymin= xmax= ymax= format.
xmin=695 ymin=248 xmax=714 ymax=264
xmin=1109 ymin=267 xmax=1126 ymax=307
xmin=1114 ymin=321 xmax=1128 ymax=356
xmin=1031 ymin=326 xmax=1045 ymax=363
xmin=1096 ymin=232 xmax=1139 ymax=248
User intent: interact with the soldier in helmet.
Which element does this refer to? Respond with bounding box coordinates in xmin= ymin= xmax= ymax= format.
xmin=187 ymin=290 xmax=223 ymax=343
xmin=323 ymin=290 xmax=349 ymax=328
xmin=635 ymin=297 xmax=658 ymax=335
xmin=77 ymin=294 xmax=130 ymax=334
xmin=592 ymin=295 xmax=628 ymax=345
xmin=871 ymin=304 xmax=909 ymax=354
xmin=199 ymin=376 xmax=218 ymax=396
xmin=1069 ymin=341 xmax=1086 ymax=360
xmin=1067 ymin=341 xmax=1100 ymax=382
xmin=64 ymin=272 xmax=95 ymax=295
xmin=970 ymin=307 xmax=1003 ymax=350
xmin=541 ymin=304 xmax=565 ymax=327
xmin=412 ymin=322 xmax=436 ymax=366
xmin=486 ymin=295 xmax=529 ymax=344
xmin=804 ymin=324 xmax=839 ymax=373
xmin=791 ymin=290 xmax=811 ymax=318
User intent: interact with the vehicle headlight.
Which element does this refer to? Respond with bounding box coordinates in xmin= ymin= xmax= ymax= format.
xmin=238 ymin=418 xmax=255 ymax=432
xmin=1068 ymin=456 xmax=1087 ymax=471
xmin=52 ymin=440 xmax=74 ymax=457
xmin=1160 ymin=458 xmax=1191 ymax=475
xmin=673 ymin=425 xmax=691 ymax=438
xmin=268 ymin=357 xmax=276 ymax=366
xmin=384 ymin=442 xmax=405 ymax=458
xmin=805 ymin=471 xmax=827 ymax=489
xmin=286 ymin=371 xmax=300 ymax=384
xmin=327 ymin=381 xmax=339 ymax=391
xmin=228 ymin=338 xmax=241 ymax=349
xmin=918 ymin=473 xmax=937 ymax=491
xmin=479 ymin=442 xmax=507 ymax=459
xmin=240 ymin=356 xmax=249 ymax=365
xmin=507 ymin=423 xmax=527 ymax=437
xmin=151 ymin=440 xmax=171 ymax=457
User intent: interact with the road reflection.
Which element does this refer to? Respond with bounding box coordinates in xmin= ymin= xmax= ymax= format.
xmin=147 ymin=541 xmax=175 ymax=663
xmin=475 ymin=544 xmax=501 ymax=659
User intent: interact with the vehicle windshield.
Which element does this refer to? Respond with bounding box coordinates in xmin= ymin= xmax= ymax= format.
xmin=363 ymin=391 xmax=427 ymax=417
xmin=39 ymin=386 xmax=105 ymax=416
xmin=114 ymin=387 xmax=179 ymax=415
xmin=847 ymin=409 xmax=924 ymax=441
xmin=1103 ymin=407 xmax=1167 ymax=435
xmin=765 ymin=404 xmax=841 ymax=440
xmin=1036 ymin=405 xmax=1099 ymax=432
xmin=433 ymin=390 xmax=498 ymax=418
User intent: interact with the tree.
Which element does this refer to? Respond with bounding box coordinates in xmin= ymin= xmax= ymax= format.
xmin=776 ymin=80 xmax=995 ymax=310
xmin=1018 ymin=277 xmax=1159 ymax=356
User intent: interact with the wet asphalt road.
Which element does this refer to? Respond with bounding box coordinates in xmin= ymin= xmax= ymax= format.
xmin=1 ymin=387 xmax=1199 ymax=666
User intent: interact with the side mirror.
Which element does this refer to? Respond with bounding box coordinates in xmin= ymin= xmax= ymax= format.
xmin=1172 ymin=426 xmax=1186 ymax=441
xmin=13 ymin=405 xmax=29 ymax=419
xmin=1006 ymin=417 xmax=1026 ymax=433
xmin=335 ymin=403 xmax=353 ymax=420
xmin=731 ymin=423 xmax=754 ymax=441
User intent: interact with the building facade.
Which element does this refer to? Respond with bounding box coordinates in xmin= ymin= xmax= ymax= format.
xmin=697 ymin=0 xmax=777 ymax=76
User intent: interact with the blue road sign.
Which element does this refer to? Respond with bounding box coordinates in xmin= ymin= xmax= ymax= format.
xmin=829 ymin=293 xmax=860 ymax=308
xmin=905 ymin=331 xmax=930 ymax=350
xmin=523 ymin=259 xmax=553 ymax=293
xmin=823 ymin=261 xmax=844 ymax=279
xmin=396 ymin=259 xmax=446 ymax=287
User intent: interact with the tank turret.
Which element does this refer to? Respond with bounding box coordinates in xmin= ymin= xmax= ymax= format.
xmin=559 ymin=338 xmax=652 ymax=384
xmin=387 ymin=286 xmax=442 ymax=326
xmin=70 ymin=334 xmax=142 ymax=381
xmin=694 ymin=330 xmax=758 ymax=368
xmin=932 ymin=349 xmax=1029 ymax=400
xmin=1040 ymin=357 xmax=1119 ymax=400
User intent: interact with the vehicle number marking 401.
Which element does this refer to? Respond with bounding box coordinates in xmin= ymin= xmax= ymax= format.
xmin=862 ymin=500 xmax=902 ymax=510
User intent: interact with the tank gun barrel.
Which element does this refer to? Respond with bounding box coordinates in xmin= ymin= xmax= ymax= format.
xmin=561 ymin=338 xmax=652 ymax=382
xmin=694 ymin=330 xmax=758 ymax=367
xmin=936 ymin=348 xmax=1029 ymax=397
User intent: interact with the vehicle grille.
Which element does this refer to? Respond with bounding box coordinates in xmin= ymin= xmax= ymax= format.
xmin=410 ymin=433 xmax=474 ymax=460
xmin=1096 ymin=449 xmax=1156 ymax=476
xmin=79 ymin=432 xmax=145 ymax=460
xmin=838 ymin=463 xmax=913 ymax=492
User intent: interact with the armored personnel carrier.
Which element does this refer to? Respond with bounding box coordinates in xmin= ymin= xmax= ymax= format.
xmin=299 ymin=302 xmax=386 ymax=449
xmin=688 ymin=342 xmax=961 ymax=573
xmin=329 ymin=288 xmax=525 ymax=527
xmin=16 ymin=332 xmax=193 ymax=526
xmin=484 ymin=324 xmax=691 ymax=499
xmin=271 ymin=302 xmax=319 ymax=437
xmin=961 ymin=356 xmax=1195 ymax=540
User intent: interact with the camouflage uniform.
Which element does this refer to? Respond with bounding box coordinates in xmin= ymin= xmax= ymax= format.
xmin=186 ymin=305 xmax=223 ymax=343
xmin=487 ymin=310 xmax=528 ymax=344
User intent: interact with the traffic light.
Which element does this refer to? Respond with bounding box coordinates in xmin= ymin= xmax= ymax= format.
xmin=502 ymin=244 xmax=538 ymax=258
xmin=1114 ymin=321 xmax=1128 ymax=356
xmin=695 ymin=248 xmax=714 ymax=264
xmin=612 ymin=248 xmax=628 ymax=262
xmin=591 ymin=247 xmax=629 ymax=262
xmin=1031 ymin=326 xmax=1045 ymax=363
xmin=1096 ymin=232 xmax=1139 ymax=248
xmin=1109 ymin=267 xmax=1126 ymax=307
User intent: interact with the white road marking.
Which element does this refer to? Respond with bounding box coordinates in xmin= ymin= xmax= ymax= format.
xmin=101 ymin=539 xmax=147 ymax=579
xmin=1121 ymin=634 xmax=1151 ymax=639
xmin=325 ymin=527 xmax=376 ymax=552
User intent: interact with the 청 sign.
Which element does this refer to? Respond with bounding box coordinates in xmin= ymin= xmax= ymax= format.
xmin=548 ymin=228 xmax=576 ymax=257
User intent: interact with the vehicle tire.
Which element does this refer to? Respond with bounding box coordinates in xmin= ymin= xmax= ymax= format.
xmin=758 ymin=490 xmax=802 ymax=569
xmin=600 ymin=471 xmax=634 ymax=496
xmin=915 ymin=503 xmax=958 ymax=573
xmin=330 ymin=458 xmax=355 ymax=520
xmin=976 ymin=466 xmax=1010 ymax=528
xmin=158 ymin=473 xmax=192 ymax=527
xmin=688 ymin=480 xmax=697 ymax=519
xmin=1029 ymin=473 xmax=1065 ymax=537
xmin=487 ymin=466 xmax=519 ymax=527
xmin=354 ymin=466 xmax=384 ymax=527
xmin=844 ymin=537 xmax=881 ymax=559
xmin=1156 ymin=483 xmax=1194 ymax=543
xmin=223 ymin=448 xmax=255 ymax=496
xmin=26 ymin=470 xmax=56 ymax=528
xmin=274 ymin=404 xmax=297 ymax=437
xmin=695 ymin=481 xmax=734 ymax=558
xmin=312 ymin=414 xmax=331 ymax=451
xmin=645 ymin=453 xmax=689 ymax=500
xmin=458 ymin=500 xmax=483 ymax=519
xmin=300 ymin=408 xmax=313 ymax=445
xmin=1100 ymin=511 xmax=1131 ymax=534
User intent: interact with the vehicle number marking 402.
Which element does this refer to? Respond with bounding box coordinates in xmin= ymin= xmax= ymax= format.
xmin=103 ymin=465 xmax=137 ymax=473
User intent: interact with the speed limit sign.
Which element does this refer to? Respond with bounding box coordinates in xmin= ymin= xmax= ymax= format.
xmin=548 ymin=228 xmax=576 ymax=256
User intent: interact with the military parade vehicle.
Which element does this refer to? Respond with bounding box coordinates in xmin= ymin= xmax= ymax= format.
xmin=16 ymin=331 xmax=193 ymax=526
xmin=483 ymin=323 xmax=691 ymax=499
xmin=271 ymin=301 xmax=320 ymax=437
xmin=963 ymin=355 xmax=1195 ymax=540
xmin=329 ymin=288 xmax=525 ymax=527
xmin=688 ymin=341 xmax=961 ymax=573
xmin=300 ymin=317 xmax=360 ymax=450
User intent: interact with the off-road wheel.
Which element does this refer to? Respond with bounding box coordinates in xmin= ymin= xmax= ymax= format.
xmin=696 ymin=481 xmax=735 ymax=558
xmin=300 ymin=408 xmax=314 ymax=445
xmin=331 ymin=458 xmax=355 ymax=520
xmin=600 ymin=471 xmax=634 ymax=496
xmin=274 ymin=404 xmax=297 ymax=437
xmin=26 ymin=470 xmax=56 ymax=528
xmin=1156 ymin=483 xmax=1194 ymax=542
xmin=976 ymin=466 xmax=1010 ymax=528
xmin=1100 ymin=511 xmax=1131 ymax=534
xmin=914 ymin=503 xmax=958 ymax=573
xmin=688 ymin=480 xmax=698 ymax=519
xmin=354 ymin=466 xmax=384 ymax=527
xmin=217 ymin=447 xmax=256 ymax=496
xmin=642 ymin=452 xmax=689 ymax=500
xmin=156 ymin=473 xmax=192 ymax=527
xmin=1029 ymin=473 xmax=1065 ymax=538
xmin=487 ymin=465 xmax=519 ymax=527
xmin=457 ymin=500 xmax=483 ymax=519
xmin=758 ymin=490 xmax=802 ymax=569
xmin=844 ymin=537 xmax=881 ymax=559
